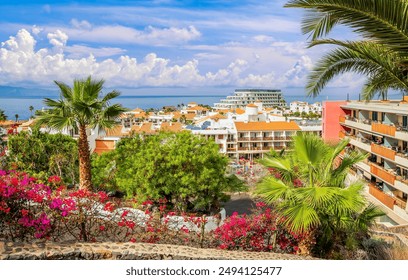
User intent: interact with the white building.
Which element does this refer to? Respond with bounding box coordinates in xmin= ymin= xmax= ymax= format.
xmin=290 ymin=101 xmax=322 ymax=114
xmin=214 ymin=89 xmax=286 ymax=109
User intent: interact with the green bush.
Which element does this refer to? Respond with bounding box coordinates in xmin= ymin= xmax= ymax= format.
xmin=92 ymin=131 xmax=238 ymax=213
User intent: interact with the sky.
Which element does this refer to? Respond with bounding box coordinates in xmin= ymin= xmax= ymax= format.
xmin=0 ymin=0 xmax=367 ymax=97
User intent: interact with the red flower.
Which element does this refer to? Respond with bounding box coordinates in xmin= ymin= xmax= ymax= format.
xmin=99 ymin=225 xmax=105 ymax=231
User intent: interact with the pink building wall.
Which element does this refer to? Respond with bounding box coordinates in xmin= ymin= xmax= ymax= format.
xmin=322 ymin=101 xmax=347 ymax=143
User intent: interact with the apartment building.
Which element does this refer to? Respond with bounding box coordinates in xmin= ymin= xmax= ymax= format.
xmin=213 ymin=89 xmax=286 ymax=109
xmin=323 ymin=98 xmax=408 ymax=224
xmin=289 ymin=101 xmax=322 ymax=115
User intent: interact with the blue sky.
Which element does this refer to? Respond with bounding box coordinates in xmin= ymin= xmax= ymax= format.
xmin=0 ymin=0 xmax=366 ymax=97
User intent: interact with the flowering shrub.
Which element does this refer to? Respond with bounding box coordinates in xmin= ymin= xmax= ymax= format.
xmin=0 ymin=170 xmax=309 ymax=255
xmin=0 ymin=170 xmax=215 ymax=246
xmin=213 ymin=202 xmax=305 ymax=254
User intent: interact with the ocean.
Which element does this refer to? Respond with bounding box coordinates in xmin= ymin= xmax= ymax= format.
xmin=1 ymin=86 xmax=390 ymax=121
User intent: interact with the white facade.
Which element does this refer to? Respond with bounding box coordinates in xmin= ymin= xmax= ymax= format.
xmin=290 ymin=101 xmax=322 ymax=114
xmin=214 ymin=89 xmax=286 ymax=109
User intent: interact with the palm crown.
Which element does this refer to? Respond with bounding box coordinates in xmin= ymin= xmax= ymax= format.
xmin=285 ymin=0 xmax=408 ymax=99
xmin=256 ymin=133 xmax=383 ymax=256
xmin=36 ymin=76 xmax=126 ymax=189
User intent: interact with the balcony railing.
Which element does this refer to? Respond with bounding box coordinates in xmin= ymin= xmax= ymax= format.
xmin=370 ymin=163 xmax=396 ymax=185
xmin=395 ymin=196 xmax=407 ymax=210
xmin=368 ymin=184 xmax=396 ymax=209
xmin=237 ymin=137 xmax=250 ymax=141
xmin=372 ymin=122 xmax=396 ymax=136
xmin=371 ymin=143 xmax=396 ymax=161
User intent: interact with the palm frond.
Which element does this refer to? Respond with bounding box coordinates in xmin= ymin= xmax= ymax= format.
xmin=285 ymin=0 xmax=408 ymax=55
xmin=282 ymin=201 xmax=320 ymax=233
xmin=306 ymin=40 xmax=408 ymax=97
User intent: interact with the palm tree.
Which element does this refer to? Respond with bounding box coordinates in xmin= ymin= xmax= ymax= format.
xmin=0 ymin=109 xmax=7 ymax=121
xmin=256 ymin=133 xmax=383 ymax=256
xmin=29 ymin=106 xmax=34 ymax=119
xmin=35 ymin=76 xmax=126 ymax=190
xmin=14 ymin=114 xmax=19 ymax=123
xmin=285 ymin=0 xmax=408 ymax=100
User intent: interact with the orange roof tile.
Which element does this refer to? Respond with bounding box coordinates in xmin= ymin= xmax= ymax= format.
xmin=0 ymin=120 xmax=16 ymax=127
xmin=105 ymin=125 xmax=127 ymax=137
xmin=235 ymin=108 xmax=245 ymax=115
xmin=160 ymin=122 xmax=183 ymax=132
xmin=131 ymin=122 xmax=156 ymax=134
xmin=187 ymin=106 xmax=207 ymax=111
xmin=215 ymin=109 xmax=229 ymax=114
xmin=184 ymin=113 xmax=196 ymax=120
xmin=235 ymin=121 xmax=300 ymax=131
xmin=246 ymin=104 xmax=258 ymax=108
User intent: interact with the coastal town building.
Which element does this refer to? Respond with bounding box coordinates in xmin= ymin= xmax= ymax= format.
xmin=213 ymin=89 xmax=286 ymax=109
xmin=289 ymin=101 xmax=322 ymax=115
xmin=323 ymin=98 xmax=408 ymax=225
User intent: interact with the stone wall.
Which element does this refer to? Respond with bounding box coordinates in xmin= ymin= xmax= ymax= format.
xmin=0 ymin=241 xmax=316 ymax=260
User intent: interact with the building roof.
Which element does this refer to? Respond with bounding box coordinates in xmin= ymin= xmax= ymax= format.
xmin=246 ymin=104 xmax=258 ymax=108
xmin=235 ymin=121 xmax=300 ymax=131
xmin=184 ymin=113 xmax=196 ymax=120
xmin=104 ymin=125 xmax=128 ymax=137
xmin=235 ymin=108 xmax=245 ymax=114
xmin=0 ymin=120 xmax=17 ymax=127
xmin=160 ymin=122 xmax=183 ymax=132
xmin=131 ymin=122 xmax=156 ymax=134
xmin=195 ymin=113 xmax=227 ymax=124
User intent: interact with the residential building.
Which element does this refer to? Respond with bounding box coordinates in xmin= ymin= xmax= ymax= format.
xmin=323 ymin=98 xmax=408 ymax=224
xmin=213 ymin=89 xmax=286 ymax=109
xmin=289 ymin=101 xmax=322 ymax=115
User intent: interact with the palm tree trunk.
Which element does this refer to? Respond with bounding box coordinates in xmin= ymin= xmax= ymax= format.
xmin=78 ymin=125 xmax=92 ymax=190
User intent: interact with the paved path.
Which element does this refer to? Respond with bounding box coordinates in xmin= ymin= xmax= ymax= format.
xmin=223 ymin=193 xmax=256 ymax=216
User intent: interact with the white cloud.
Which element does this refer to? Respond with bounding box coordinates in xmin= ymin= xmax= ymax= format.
xmin=281 ymin=55 xmax=313 ymax=86
xmin=47 ymin=30 xmax=68 ymax=52
xmin=0 ymin=28 xmax=359 ymax=90
xmin=70 ymin=19 xmax=92 ymax=30
xmin=42 ymin=22 xmax=202 ymax=46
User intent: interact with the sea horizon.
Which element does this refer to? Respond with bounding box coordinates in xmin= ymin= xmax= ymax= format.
xmin=1 ymin=88 xmax=403 ymax=121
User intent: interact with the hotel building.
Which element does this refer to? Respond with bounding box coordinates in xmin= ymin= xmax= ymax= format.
xmin=213 ymin=89 xmax=286 ymax=109
xmin=323 ymin=98 xmax=408 ymax=224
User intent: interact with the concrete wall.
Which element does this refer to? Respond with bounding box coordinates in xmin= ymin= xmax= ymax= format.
xmin=0 ymin=241 xmax=316 ymax=260
xmin=322 ymin=101 xmax=347 ymax=143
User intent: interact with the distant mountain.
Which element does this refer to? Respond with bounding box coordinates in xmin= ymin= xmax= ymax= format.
xmin=0 ymin=86 xmax=58 ymax=98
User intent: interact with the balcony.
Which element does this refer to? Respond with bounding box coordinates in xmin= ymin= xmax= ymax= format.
xmin=372 ymin=122 xmax=396 ymax=137
xmin=371 ymin=143 xmax=396 ymax=161
xmin=237 ymin=137 xmax=250 ymax=141
xmin=343 ymin=117 xmax=372 ymax=131
xmin=368 ymin=184 xmax=396 ymax=210
xmin=370 ymin=163 xmax=396 ymax=185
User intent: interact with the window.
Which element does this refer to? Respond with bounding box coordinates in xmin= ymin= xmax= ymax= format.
xmin=372 ymin=111 xmax=378 ymax=121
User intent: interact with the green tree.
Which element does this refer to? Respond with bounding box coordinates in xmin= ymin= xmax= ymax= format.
xmin=7 ymin=130 xmax=79 ymax=184
xmin=29 ymin=106 xmax=34 ymax=119
xmin=35 ymin=76 xmax=126 ymax=189
xmin=286 ymin=0 xmax=408 ymax=100
xmin=14 ymin=114 xmax=19 ymax=122
xmin=0 ymin=109 xmax=7 ymax=121
xmin=256 ymin=133 xmax=383 ymax=257
xmin=92 ymin=131 xmax=235 ymax=213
